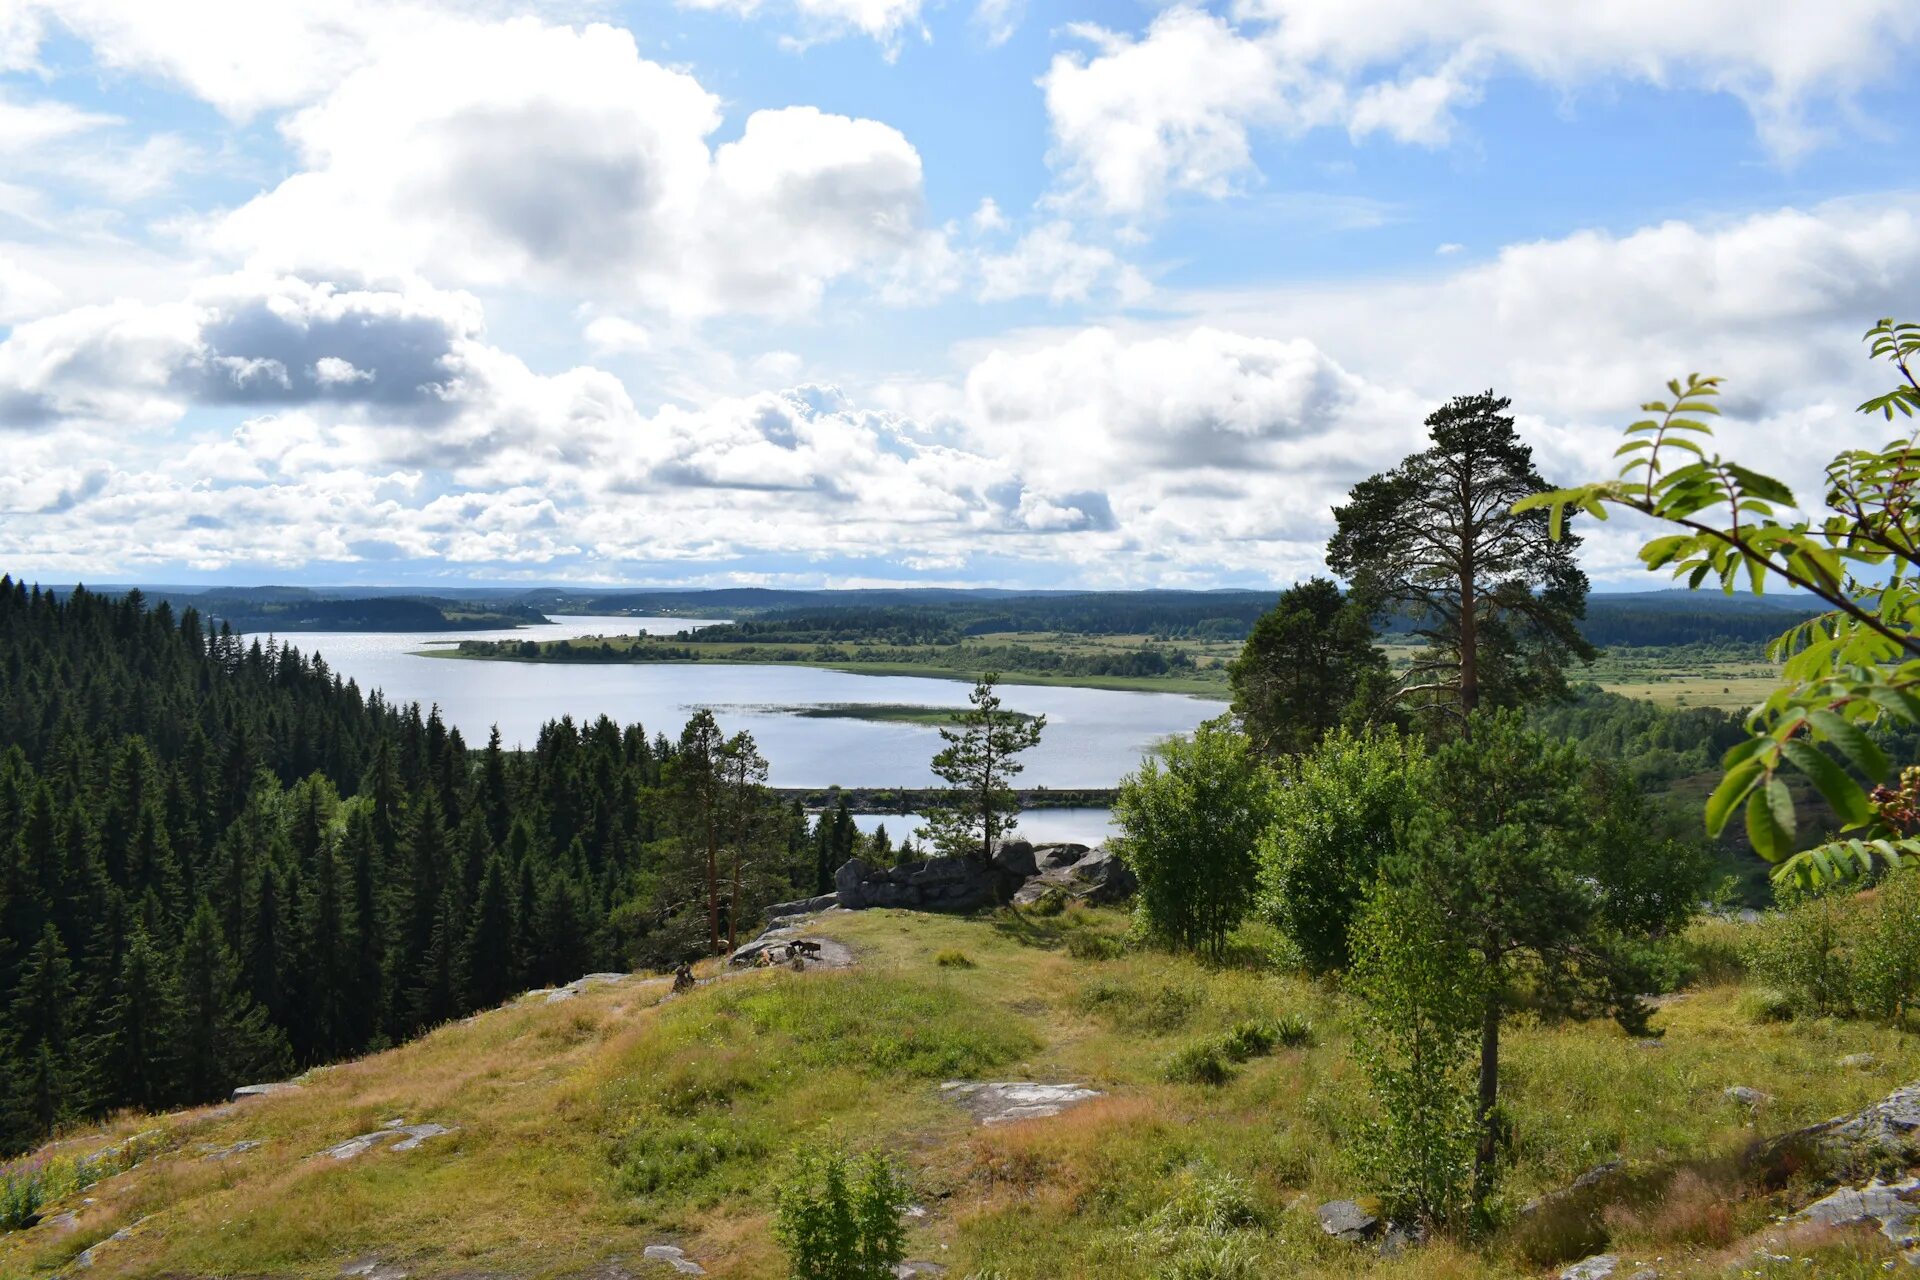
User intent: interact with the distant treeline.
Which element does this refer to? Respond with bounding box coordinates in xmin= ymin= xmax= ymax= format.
xmin=65 ymin=586 xmax=550 ymax=634
xmin=671 ymin=591 xmax=1825 ymax=649
xmin=461 ymin=635 xmax=1208 ymax=680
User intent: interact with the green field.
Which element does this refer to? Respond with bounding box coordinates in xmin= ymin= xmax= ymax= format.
xmin=1380 ymin=641 xmax=1780 ymax=713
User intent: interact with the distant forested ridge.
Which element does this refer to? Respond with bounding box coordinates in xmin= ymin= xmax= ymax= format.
xmin=573 ymin=587 xmax=1824 ymax=648
xmin=0 ymin=579 xmax=842 ymax=1154
xmin=119 ymin=587 xmax=548 ymax=632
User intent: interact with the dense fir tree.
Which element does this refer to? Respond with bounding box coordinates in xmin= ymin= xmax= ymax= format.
xmin=0 ymin=578 xmax=821 ymax=1155
xmin=2 ymin=924 xmax=78 ymax=1146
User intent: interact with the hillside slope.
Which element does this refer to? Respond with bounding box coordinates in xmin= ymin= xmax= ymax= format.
xmin=4 ymin=906 xmax=1918 ymax=1279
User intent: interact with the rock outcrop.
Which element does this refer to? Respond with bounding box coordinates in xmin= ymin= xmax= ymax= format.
xmin=761 ymin=839 xmax=1136 ymax=923
xmin=1760 ymin=1081 xmax=1920 ymax=1179
xmin=940 ymin=1081 xmax=1103 ymax=1126
xmin=1012 ymin=844 xmax=1138 ymax=906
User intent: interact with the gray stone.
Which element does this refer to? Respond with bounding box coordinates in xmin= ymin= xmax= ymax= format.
xmin=1315 ymin=1199 xmax=1379 ymax=1244
xmin=1773 ymin=1081 xmax=1920 ymax=1172
xmin=1795 ymin=1176 xmax=1920 ymax=1253
xmin=1841 ymin=1052 xmax=1878 ymax=1069
xmin=762 ymin=892 xmax=839 ymax=923
xmin=201 ymin=1139 xmax=261 ymax=1161
xmin=1011 ymin=844 xmax=1137 ymax=907
xmin=642 ymin=1244 xmax=705 ymax=1275
xmin=1725 ymin=1086 xmax=1771 ymax=1107
xmin=1559 ymin=1256 xmax=1625 ymax=1280
xmin=73 ymin=1220 xmax=141 ymax=1270
xmin=893 ymin=1264 xmax=947 ymax=1278
xmin=992 ymin=838 xmax=1037 ymax=879
xmin=319 ymin=1122 xmax=456 ymax=1161
xmin=834 ymin=857 xmax=875 ymax=908
xmin=1035 ymin=842 xmax=1090 ymax=869
xmin=341 ymin=1259 xmax=410 ymax=1280
xmin=544 ymin=972 xmax=629 ymax=1004
xmin=231 ymin=1081 xmax=301 ymax=1101
xmin=940 ymin=1081 xmax=1103 ymax=1126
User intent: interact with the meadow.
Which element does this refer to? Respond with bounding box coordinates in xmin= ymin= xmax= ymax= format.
xmin=7 ymin=905 xmax=1915 ymax=1279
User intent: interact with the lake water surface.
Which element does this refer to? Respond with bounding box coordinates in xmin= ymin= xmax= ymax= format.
xmin=255 ymin=616 xmax=1218 ymax=792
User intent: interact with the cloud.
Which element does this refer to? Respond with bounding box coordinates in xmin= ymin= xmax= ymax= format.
xmin=212 ymin=20 xmax=939 ymax=318
xmin=7 ymin=199 xmax=1920 ymax=588
xmin=12 ymin=0 xmax=472 ymax=119
xmin=1044 ymin=1 xmax=1920 ymax=215
xmin=976 ymin=221 xmax=1151 ymax=304
xmin=0 ymin=275 xmax=480 ymax=429
xmin=677 ymin=0 xmax=929 ymax=51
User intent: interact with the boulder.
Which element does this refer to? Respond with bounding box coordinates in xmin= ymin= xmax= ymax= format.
xmin=830 ymin=855 xmax=1021 ymax=914
xmin=1559 ymin=1256 xmax=1627 ymax=1280
xmin=834 ymin=857 xmax=876 ymax=908
xmin=992 ymin=837 xmax=1037 ymax=879
xmin=1725 ymin=1085 xmax=1772 ymax=1108
xmin=318 ymin=1121 xmax=455 ymax=1161
xmin=1035 ymin=842 xmax=1090 ymax=869
xmin=1315 ymin=1199 xmax=1379 ymax=1244
xmin=1063 ymin=847 xmax=1137 ymax=904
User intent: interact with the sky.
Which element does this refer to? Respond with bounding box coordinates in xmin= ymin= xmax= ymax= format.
xmin=1 ymin=0 xmax=1918 ymax=592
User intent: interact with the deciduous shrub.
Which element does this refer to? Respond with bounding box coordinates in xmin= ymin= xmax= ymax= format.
xmin=772 ymin=1144 xmax=910 ymax=1280
xmin=1348 ymin=883 xmax=1483 ymax=1231
xmin=1743 ymin=870 xmax=1920 ymax=1024
xmin=1257 ymin=727 xmax=1426 ymax=973
xmin=1116 ymin=719 xmax=1277 ymax=959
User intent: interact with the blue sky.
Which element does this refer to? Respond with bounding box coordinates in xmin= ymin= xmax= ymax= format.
xmin=2 ymin=0 xmax=1918 ymax=590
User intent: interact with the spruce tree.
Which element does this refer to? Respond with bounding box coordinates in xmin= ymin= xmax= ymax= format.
xmin=92 ymin=925 xmax=181 ymax=1112
xmin=178 ymin=903 xmax=287 ymax=1100
xmin=464 ymin=857 xmax=516 ymax=1009
xmin=2 ymin=924 xmax=78 ymax=1145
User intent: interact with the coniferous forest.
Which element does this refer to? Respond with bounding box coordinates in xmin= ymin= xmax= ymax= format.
xmin=0 ymin=579 xmax=858 ymax=1155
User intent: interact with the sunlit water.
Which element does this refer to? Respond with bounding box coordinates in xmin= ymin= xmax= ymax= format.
xmin=251 ymin=615 xmax=1219 ymax=790
xmin=849 ymin=808 xmax=1119 ymax=848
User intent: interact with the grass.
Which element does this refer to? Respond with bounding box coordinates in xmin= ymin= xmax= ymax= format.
xmin=4 ymin=908 xmax=1917 ymax=1279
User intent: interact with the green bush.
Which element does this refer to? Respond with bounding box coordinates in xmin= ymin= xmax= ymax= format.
xmin=1736 ymin=986 xmax=1794 ymax=1024
xmin=1116 ymin=719 xmax=1277 ymax=958
xmin=1026 ymin=889 xmax=1068 ymax=918
xmin=1075 ymin=977 xmax=1203 ymax=1032
xmin=1744 ymin=889 xmax=1858 ymax=1018
xmin=934 ymin=949 xmax=976 ymax=969
xmin=1162 ymin=1015 xmax=1309 ymax=1085
xmin=772 ymin=1144 xmax=910 ymax=1280
xmin=1348 ymin=883 xmax=1482 ymax=1231
xmin=1258 ymin=727 xmax=1427 ymax=974
xmin=1064 ymin=931 xmax=1124 ymax=961
xmin=1853 ymin=870 xmax=1920 ymax=1023
xmin=0 ymin=1168 xmax=45 ymax=1231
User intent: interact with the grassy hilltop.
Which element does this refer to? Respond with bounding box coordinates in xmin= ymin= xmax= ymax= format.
xmin=5 ymin=905 xmax=1918 ymax=1279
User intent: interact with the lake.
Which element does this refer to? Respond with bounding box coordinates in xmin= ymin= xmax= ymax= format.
xmin=254 ymin=616 xmax=1219 ymax=794
xmin=850 ymin=808 xmax=1119 ymax=848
